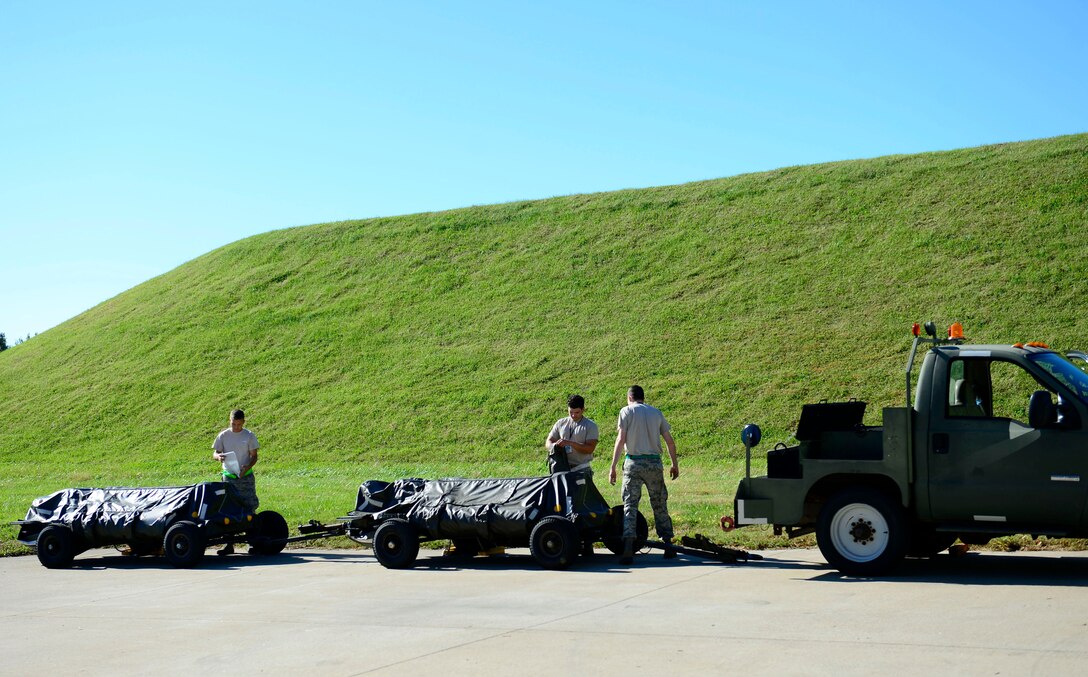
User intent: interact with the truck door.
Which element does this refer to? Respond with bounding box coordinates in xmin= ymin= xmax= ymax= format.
xmin=927 ymin=355 xmax=1088 ymax=528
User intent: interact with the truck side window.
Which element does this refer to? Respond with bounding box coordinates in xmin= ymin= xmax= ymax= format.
xmin=947 ymin=359 xmax=986 ymax=417
xmin=946 ymin=360 xmax=964 ymax=404
xmin=989 ymin=360 xmax=1051 ymax=423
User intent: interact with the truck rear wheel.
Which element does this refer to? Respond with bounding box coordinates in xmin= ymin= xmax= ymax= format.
xmin=817 ymin=488 xmax=906 ymax=576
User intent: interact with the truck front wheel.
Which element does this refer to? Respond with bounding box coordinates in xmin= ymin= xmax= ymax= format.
xmin=817 ymin=488 xmax=906 ymax=576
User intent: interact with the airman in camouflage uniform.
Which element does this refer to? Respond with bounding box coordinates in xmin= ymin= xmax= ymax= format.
xmin=609 ymin=385 xmax=679 ymax=564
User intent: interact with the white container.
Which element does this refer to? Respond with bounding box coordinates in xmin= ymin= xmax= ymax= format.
xmin=222 ymin=451 xmax=242 ymax=476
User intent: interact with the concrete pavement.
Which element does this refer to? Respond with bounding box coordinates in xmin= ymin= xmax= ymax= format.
xmin=3 ymin=545 xmax=1088 ymax=675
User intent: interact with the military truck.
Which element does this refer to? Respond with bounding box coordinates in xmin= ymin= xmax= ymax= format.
xmin=732 ymin=322 xmax=1088 ymax=575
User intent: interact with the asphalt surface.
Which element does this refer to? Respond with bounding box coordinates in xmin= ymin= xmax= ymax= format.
xmin=3 ymin=545 xmax=1088 ymax=675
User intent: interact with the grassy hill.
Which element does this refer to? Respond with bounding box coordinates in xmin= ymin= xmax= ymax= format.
xmin=3 ymin=133 xmax=1087 ymax=554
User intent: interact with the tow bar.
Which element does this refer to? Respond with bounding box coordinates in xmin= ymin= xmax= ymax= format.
xmin=646 ymin=534 xmax=762 ymax=563
xmin=280 ymin=520 xmax=351 ymax=544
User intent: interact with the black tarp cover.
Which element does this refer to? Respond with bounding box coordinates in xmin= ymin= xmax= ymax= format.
xmin=17 ymin=482 xmax=247 ymax=545
xmin=351 ymin=472 xmax=609 ymax=542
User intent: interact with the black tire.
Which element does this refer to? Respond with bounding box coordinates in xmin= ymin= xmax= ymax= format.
xmin=601 ymin=506 xmax=649 ymax=555
xmin=817 ymin=488 xmax=906 ymax=576
xmin=529 ymin=517 xmax=579 ymax=570
xmin=248 ymin=511 xmax=289 ymax=556
xmin=373 ymin=519 xmax=419 ymax=569
xmin=907 ymin=525 xmax=957 ymax=558
xmin=36 ymin=525 xmax=76 ymax=569
xmin=164 ymin=521 xmax=206 ymax=568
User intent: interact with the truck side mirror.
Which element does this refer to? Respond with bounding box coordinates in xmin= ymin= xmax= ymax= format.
xmin=1028 ymin=390 xmax=1056 ymax=429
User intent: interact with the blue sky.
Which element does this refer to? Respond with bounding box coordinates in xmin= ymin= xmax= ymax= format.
xmin=2 ymin=2 xmax=1086 ymax=343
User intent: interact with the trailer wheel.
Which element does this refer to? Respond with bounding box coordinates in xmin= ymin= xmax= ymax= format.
xmin=817 ymin=488 xmax=906 ymax=576
xmin=164 ymin=521 xmax=206 ymax=568
xmin=248 ymin=511 xmax=289 ymax=556
xmin=530 ymin=517 xmax=579 ymax=570
xmin=373 ymin=519 xmax=419 ymax=569
xmin=601 ymin=507 xmax=648 ymax=555
xmin=36 ymin=525 xmax=76 ymax=569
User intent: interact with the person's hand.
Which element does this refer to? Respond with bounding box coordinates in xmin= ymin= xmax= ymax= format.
xmin=608 ymin=467 xmax=617 ymax=485
xmin=670 ymin=464 xmax=679 ymax=480
xmin=213 ymin=452 xmax=224 ymax=462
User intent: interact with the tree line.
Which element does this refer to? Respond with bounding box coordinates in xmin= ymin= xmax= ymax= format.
xmin=0 ymin=332 xmax=37 ymax=352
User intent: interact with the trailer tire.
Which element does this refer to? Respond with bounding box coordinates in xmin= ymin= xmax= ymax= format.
xmin=164 ymin=521 xmax=206 ymax=568
xmin=373 ymin=519 xmax=419 ymax=569
xmin=602 ymin=507 xmax=648 ymax=555
xmin=36 ymin=525 xmax=76 ymax=569
xmin=530 ymin=517 xmax=579 ymax=570
xmin=817 ymin=488 xmax=906 ymax=576
xmin=248 ymin=511 xmax=289 ymax=556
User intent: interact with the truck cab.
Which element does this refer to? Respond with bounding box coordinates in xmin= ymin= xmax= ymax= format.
xmin=733 ymin=323 xmax=1088 ymax=575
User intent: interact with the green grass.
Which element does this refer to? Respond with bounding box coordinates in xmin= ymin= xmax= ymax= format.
xmin=3 ymin=133 xmax=1087 ymax=555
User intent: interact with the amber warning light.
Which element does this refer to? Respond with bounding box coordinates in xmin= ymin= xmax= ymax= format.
xmin=948 ymin=322 xmax=964 ymax=340
xmin=911 ymin=323 xmax=921 ymax=337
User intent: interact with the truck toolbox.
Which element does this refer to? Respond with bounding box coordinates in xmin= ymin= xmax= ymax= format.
xmin=795 ymin=400 xmax=867 ymax=440
xmin=767 ymin=444 xmax=802 ymax=478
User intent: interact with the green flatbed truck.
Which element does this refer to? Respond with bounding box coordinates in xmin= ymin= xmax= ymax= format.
xmin=732 ymin=322 xmax=1088 ymax=575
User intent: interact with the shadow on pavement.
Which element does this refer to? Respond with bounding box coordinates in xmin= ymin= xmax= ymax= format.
xmin=65 ymin=548 xmax=373 ymax=571
xmin=763 ymin=551 xmax=1088 ymax=587
xmin=408 ymin=547 xmax=771 ymax=573
xmin=65 ymin=545 xmax=1087 ymax=585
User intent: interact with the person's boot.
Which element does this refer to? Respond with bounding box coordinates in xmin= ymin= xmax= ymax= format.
xmin=619 ymin=538 xmax=634 ymax=565
xmin=663 ymin=538 xmax=677 ymax=559
xmin=217 ymin=542 xmax=235 ymax=556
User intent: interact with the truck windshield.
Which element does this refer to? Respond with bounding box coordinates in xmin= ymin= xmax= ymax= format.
xmin=1029 ymin=353 xmax=1088 ymax=403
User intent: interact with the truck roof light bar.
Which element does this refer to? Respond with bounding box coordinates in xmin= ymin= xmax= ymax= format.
xmin=905 ymin=320 xmax=965 ymax=407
